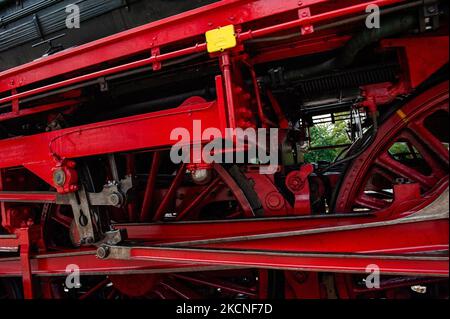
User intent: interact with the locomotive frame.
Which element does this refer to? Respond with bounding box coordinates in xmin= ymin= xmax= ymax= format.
xmin=0 ymin=0 xmax=448 ymax=299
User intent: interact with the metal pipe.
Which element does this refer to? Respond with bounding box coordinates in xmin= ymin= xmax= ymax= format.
xmin=263 ymin=13 xmax=418 ymax=85
xmin=220 ymin=52 xmax=236 ymax=128
xmin=247 ymin=0 xmax=423 ymax=44
xmin=0 ymin=43 xmax=207 ymax=106
xmin=239 ymin=0 xmax=405 ymax=41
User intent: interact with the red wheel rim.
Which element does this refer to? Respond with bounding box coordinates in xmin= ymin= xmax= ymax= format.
xmin=335 ymin=82 xmax=449 ymax=213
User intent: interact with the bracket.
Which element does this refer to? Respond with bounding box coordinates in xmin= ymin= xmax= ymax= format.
xmin=57 ymin=175 xmax=133 ymax=207
xmin=60 ymin=176 xmax=132 ymax=246
xmin=68 ymin=186 xmax=98 ymax=245
xmin=299 ymin=8 xmax=314 ymax=35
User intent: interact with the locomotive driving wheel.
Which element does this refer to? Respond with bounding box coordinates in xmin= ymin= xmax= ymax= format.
xmin=335 ymin=81 xmax=449 ymax=213
xmin=102 ymin=163 xmax=273 ymax=299
xmin=39 ymin=162 xmax=275 ymax=299
xmin=332 ymin=81 xmax=449 ymax=299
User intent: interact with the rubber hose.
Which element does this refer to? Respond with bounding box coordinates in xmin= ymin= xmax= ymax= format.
xmin=265 ymin=13 xmax=418 ymax=85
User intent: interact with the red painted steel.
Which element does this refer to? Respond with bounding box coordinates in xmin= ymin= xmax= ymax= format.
xmin=0 ymin=99 xmax=227 ymax=187
xmin=0 ymin=0 xmax=404 ymax=108
xmin=0 ymin=235 xmax=18 ymax=252
xmin=0 ymin=100 xmax=80 ymax=122
xmin=0 ymin=0 xmax=311 ymax=94
xmin=336 ymin=81 xmax=449 ymax=213
xmin=124 ymin=246 xmax=449 ymax=276
xmin=0 ymin=0 xmax=448 ymax=299
xmin=193 ymin=219 xmax=449 ymax=255
xmin=0 ymin=251 xmax=232 ymax=277
xmin=0 ymin=192 xmax=57 ymax=203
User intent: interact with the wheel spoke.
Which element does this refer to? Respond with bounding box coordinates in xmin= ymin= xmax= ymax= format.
xmin=335 ymin=82 xmax=449 ymax=216
xmin=51 ymin=209 xmax=72 ymax=229
xmin=355 ymin=193 xmax=388 ymax=210
xmin=214 ymin=165 xmax=254 ymax=217
xmin=126 ymin=154 xmax=137 ymax=222
xmin=160 ymin=279 xmax=202 ymax=299
xmin=376 ymin=152 xmax=436 ymax=189
xmin=172 ymin=274 xmax=258 ymax=297
xmin=152 ymin=289 xmax=168 ymax=299
xmin=176 ymin=177 xmax=221 ymax=221
xmin=79 ymin=279 xmax=110 ymax=300
xmin=400 ymin=130 xmax=447 ymax=177
xmin=409 ymin=122 xmax=449 ymax=165
xmin=106 ymin=287 xmax=118 ymax=299
xmin=153 ymin=163 xmax=187 ymax=221
xmin=140 ymin=152 xmax=162 ymax=222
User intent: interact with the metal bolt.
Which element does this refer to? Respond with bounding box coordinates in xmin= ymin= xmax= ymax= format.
xmin=411 ymin=285 xmax=427 ymax=294
xmin=97 ymin=246 xmax=110 ymax=259
xmin=266 ymin=193 xmax=283 ymax=210
xmin=109 ymin=193 xmax=122 ymax=207
xmin=53 ymin=169 xmax=66 ymax=187
xmin=191 ymin=169 xmax=211 ymax=185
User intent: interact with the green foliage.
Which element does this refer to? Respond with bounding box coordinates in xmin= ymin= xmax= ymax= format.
xmin=304 ymin=120 xmax=351 ymax=163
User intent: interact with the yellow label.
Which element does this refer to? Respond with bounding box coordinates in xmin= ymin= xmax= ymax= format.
xmin=397 ymin=109 xmax=408 ymax=123
xmin=206 ymin=25 xmax=237 ymax=53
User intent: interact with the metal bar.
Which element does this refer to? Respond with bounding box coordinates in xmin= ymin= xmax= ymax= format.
xmin=189 ymin=219 xmax=449 ymax=255
xmin=125 ymin=154 xmax=137 ymax=222
xmin=117 ymin=213 xmax=377 ymax=243
xmin=153 ymin=163 xmax=187 ymax=221
xmin=119 ymin=214 xmax=449 ymax=256
xmin=78 ymin=278 xmax=110 ymax=300
xmin=220 ymin=52 xmax=237 ymax=128
xmin=239 ymin=0 xmax=405 ymax=41
xmin=16 ymin=228 xmax=34 ymax=299
xmin=0 ymin=100 xmax=79 ymax=122
xmin=0 ymin=235 xmax=19 ymax=253
xmin=175 ymin=177 xmax=221 ymax=221
xmin=0 ymin=251 xmax=240 ymax=277
xmin=118 ymin=214 xmax=448 ymax=248
xmin=0 ymin=43 xmax=207 ymax=106
xmin=0 ymin=103 xmax=218 ymax=165
xmin=0 ymin=98 xmax=227 ymax=187
xmin=140 ymin=152 xmax=161 ymax=222
xmin=108 ymin=245 xmax=449 ymax=276
xmin=0 ymin=192 xmax=57 ymax=203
